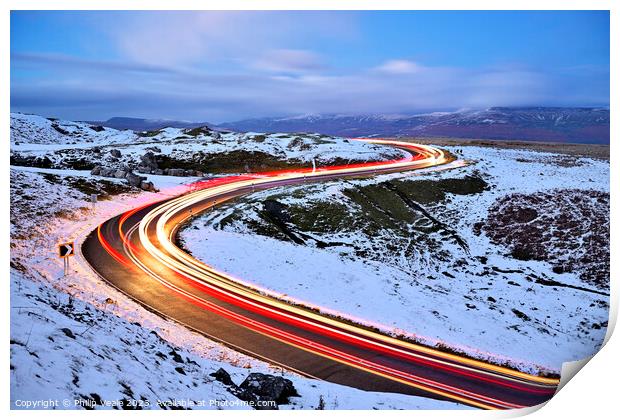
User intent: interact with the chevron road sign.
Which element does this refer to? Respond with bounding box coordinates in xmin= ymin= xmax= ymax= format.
xmin=58 ymin=242 xmax=75 ymax=258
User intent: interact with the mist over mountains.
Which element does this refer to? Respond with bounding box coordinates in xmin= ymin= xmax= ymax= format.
xmin=92 ymin=107 xmax=609 ymax=144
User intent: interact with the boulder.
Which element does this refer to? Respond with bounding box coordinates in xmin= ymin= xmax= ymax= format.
xmin=114 ymin=169 xmax=127 ymax=179
xmin=90 ymin=165 xmax=102 ymax=176
xmin=125 ymin=172 xmax=146 ymax=188
xmin=60 ymin=328 xmax=76 ymax=339
xmin=239 ymin=373 xmax=299 ymax=405
xmin=209 ymin=368 xmax=235 ymax=387
xmin=140 ymin=152 xmax=158 ymax=169
xmin=140 ymin=181 xmax=156 ymax=192
xmin=109 ymin=149 xmax=122 ymax=158
xmin=168 ymin=168 xmax=185 ymax=177
xmin=100 ymin=168 xmax=116 ymax=177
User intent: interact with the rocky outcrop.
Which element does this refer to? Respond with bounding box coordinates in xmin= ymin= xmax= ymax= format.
xmin=183 ymin=126 xmax=212 ymax=137
xmin=167 ymin=168 xmax=185 ymax=177
xmin=125 ymin=172 xmax=146 ymax=188
xmin=90 ymin=165 xmax=155 ymax=191
xmin=209 ymin=369 xmax=299 ymax=410
xmin=239 ymin=373 xmax=299 ymax=405
xmin=135 ymin=151 xmax=204 ymax=177
xmin=91 ymin=166 xmax=117 ymax=178
xmin=92 ymin=151 xmax=203 ymax=182
xmin=163 ymin=168 xmax=204 ymax=177
xmin=139 ymin=151 xmax=158 ymax=171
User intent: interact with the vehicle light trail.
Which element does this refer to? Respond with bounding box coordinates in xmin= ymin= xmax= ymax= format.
xmin=83 ymin=139 xmax=560 ymax=410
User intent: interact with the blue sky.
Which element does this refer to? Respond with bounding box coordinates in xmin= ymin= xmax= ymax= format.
xmin=10 ymin=10 xmax=609 ymax=122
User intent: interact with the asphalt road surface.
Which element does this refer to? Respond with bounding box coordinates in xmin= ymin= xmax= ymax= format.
xmin=82 ymin=140 xmax=559 ymax=409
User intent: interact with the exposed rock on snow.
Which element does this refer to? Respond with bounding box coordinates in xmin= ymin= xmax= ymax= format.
xmin=238 ymin=373 xmax=299 ymax=407
xmin=140 ymin=181 xmax=156 ymax=192
xmin=209 ymin=369 xmax=300 ymax=409
xmin=483 ymin=189 xmax=609 ymax=288
xmin=89 ymin=165 xmax=152 ymax=191
xmin=125 ymin=172 xmax=146 ymax=189
xmin=210 ymin=368 xmax=235 ymax=386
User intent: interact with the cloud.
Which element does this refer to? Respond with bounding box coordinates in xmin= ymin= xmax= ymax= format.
xmin=105 ymin=11 xmax=356 ymax=68
xmin=375 ymin=59 xmax=422 ymax=74
xmin=10 ymin=51 xmax=608 ymax=122
xmin=10 ymin=11 xmax=609 ymax=123
xmin=109 ymin=12 xmax=234 ymax=66
xmin=253 ymin=49 xmax=324 ymax=74
xmin=11 ymin=52 xmax=178 ymax=75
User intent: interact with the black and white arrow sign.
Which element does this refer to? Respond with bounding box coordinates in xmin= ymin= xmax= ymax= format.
xmin=58 ymin=242 xmax=75 ymax=258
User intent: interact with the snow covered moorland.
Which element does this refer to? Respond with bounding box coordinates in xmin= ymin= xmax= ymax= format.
xmin=10 ymin=112 xmax=408 ymax=180
xmin=179 ymin=145 xmax=610 ymax=375
xmin=10 ymin=113 xmax=465 ymax=410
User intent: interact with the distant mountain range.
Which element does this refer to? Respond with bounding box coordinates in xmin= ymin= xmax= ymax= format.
xmin=92 ymin=107 xmax=610 ymax=144
xmin=221 ymin=107 xmax=610 ymax=144
xmin=88 ymin=116 xmax=213 ymax=131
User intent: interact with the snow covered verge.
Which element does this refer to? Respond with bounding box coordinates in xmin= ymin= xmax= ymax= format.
xmin=9 ymin=165 xmax=462 ymax=407
xmin=178 ymin=145 xmax=610 ymax=376
xmin=10 ymin=266 xmax=460 ymax=410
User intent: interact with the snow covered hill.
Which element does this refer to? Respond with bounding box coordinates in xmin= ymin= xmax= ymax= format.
xmin=10 ymin=112 xmax=408 ymax=192
xmin=10 ymin=113 xmax=136 ymax=145
xmin=10 ymin=112 xmax=405 ymax=164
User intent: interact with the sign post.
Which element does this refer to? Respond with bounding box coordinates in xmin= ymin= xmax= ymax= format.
xmin=58 ymin=242 xmax=75 ymax=276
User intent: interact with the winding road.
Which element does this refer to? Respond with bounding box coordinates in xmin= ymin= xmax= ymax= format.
xmin=82 ymin=139 xmax=560 ymax=410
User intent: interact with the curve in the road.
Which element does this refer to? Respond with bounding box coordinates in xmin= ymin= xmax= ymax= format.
xmin=82 ymin=139 xmax=560 ymax=410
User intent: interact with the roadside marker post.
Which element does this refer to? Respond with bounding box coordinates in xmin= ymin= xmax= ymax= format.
xmin=90 ymin=193 xmax=97 ymax=210
xmin=58 ymin=242 xmax=75 ymax=276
